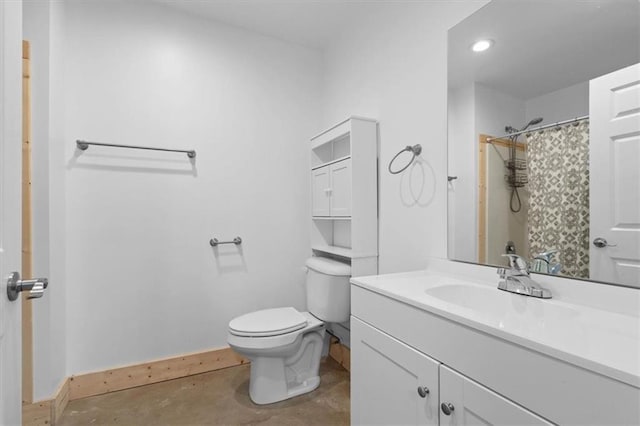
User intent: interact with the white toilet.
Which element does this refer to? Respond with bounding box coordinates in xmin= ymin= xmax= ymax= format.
xmin=227 ymin=256 xmax=351 ymax=405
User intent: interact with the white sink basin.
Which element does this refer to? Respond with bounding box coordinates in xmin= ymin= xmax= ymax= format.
xmin=425 ymin=283 xmax=504 ymax=311
xmin=422 ymin=282 xmax=582 ymax=340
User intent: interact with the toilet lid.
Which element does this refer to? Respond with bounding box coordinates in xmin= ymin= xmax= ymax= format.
xmin=229 ymin=307 xmax=308 ymax=337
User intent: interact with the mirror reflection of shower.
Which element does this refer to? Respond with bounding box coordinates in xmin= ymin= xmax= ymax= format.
xmin=505 ymin=117 xmax=543 ymax=213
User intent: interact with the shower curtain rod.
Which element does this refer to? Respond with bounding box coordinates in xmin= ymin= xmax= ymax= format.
xmin=486 ymin=115 xmax=589 ymax=143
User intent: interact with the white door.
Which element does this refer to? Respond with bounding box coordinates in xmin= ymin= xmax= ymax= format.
xmin=311 ymin=166 xmax=331 ymax=216
xmin=589 ymin=63 xmax=640 ymax=286
xmin=439 ymin=366 xmax=551 ymax=426
xmin=0 ymin=1 xmax=24 ymax=424
xmin=329 ymin=158 xmax=351 ymax=217
xmin=351 ymin=317 xmax=440 ymax=426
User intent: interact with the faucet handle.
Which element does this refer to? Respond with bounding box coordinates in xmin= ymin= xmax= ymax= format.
xmin=501 ymin=254 xmax=529 ymax=274
xmin=549 ymin=263 xmax=562 ymax=275
xmin=535 ymin=249 xmax=558 ymax=262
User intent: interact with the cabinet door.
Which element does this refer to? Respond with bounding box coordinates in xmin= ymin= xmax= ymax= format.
xmin=330 ymin=158 xmax=351 ymax=216
xmin=311 ymin=166 xmax=331 ymax=216
xmin=351 ymin=317 xmax=439 ymax=426
xmin=439 ymin=366 xmax=552 ymax=426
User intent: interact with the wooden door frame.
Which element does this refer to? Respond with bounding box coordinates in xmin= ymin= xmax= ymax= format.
xmin=22 ymin=39 xmax=34 ymax=405
xmin=478 ymin=134 xmax=526 ymax=264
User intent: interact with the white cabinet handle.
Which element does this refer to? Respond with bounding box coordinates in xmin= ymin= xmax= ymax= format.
xmin=441 ymin=402 xmax=455 ymax=416
xmin=417 ymin=386 xmax=429 ymax=398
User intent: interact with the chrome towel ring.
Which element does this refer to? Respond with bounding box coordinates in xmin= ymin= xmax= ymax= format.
xmin=388 ymin=144 xmax=422 ymax=174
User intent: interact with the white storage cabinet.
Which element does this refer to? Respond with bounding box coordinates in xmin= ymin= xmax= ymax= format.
xmin=309 ymin=117 xmax=378 ymax=277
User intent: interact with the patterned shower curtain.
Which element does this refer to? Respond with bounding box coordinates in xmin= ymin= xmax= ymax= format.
xmin=526 ymin=121 xmax=590 ymax=278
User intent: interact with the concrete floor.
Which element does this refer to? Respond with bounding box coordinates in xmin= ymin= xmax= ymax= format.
xmin=58 ymin=357 xmax=350 ymax=425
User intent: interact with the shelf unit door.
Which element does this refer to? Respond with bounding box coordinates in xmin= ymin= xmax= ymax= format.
xmin=311 ymin=166 xmax=331 ymax=216
xmin=330 ymin=159 xmax=351 ymax=216
xmin=351 ymin=317 xmax=439 ymax=426
xmin=439 ymin=366 xmax=552 ymax=426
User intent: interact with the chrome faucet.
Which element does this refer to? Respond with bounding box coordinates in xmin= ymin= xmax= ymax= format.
xmin=530 ymin=250 xmax=562 ymax=275
xmin=497 ymin=254 xmax=552 ymax=299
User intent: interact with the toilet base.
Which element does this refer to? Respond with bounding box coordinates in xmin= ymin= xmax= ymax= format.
xmin=250 ymin=363 xmax=321 ymax=405
xmin=247 ymin=327 xmax=326 ymax=405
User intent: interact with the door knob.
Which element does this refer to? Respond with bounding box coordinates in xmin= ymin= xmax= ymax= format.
xmin=441 ymin=402 xmax=455 ymax=416
xmin=593 ymin=237 xmax=616 ymax=248
xmin=6 ymin=272 xmax=48 ymax=301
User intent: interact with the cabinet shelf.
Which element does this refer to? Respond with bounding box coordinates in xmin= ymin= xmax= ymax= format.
xmin=312 ymin=245 xmax=353 ymax=259
xmin=311 ymin=155 xmax=351 ymax=171
xmin=312 ymin=216 xmax=351 ymax=220
xmin=312 ymin=245 xmax=377 ymax=259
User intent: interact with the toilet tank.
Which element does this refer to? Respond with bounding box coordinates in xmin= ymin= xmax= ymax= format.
xmin=305 ymin=257 xmax=351 ymax=323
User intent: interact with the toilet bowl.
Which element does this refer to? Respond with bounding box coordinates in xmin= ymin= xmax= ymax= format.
xmin=227 ymin=257 xmax=351 ymax=405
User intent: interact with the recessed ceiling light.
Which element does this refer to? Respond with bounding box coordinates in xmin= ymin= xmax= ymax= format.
xmin=471 ymin=39 xmax=494 ymax=53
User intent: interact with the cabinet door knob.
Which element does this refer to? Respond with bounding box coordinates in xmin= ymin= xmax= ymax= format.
xmin=441 ymin=402 xmax=455 ymax=416
xmin=417 ymin=386 xmax=429 ymax=398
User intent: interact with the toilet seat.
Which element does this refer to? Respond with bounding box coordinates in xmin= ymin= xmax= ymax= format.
xmin=228 ymin=311 xmax=324 ymax=351
xmin=229 ymin=307 xmax=307 ymax=337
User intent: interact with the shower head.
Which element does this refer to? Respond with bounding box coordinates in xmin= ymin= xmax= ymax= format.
xmin=520 ymin=117 xmax=543 ymax=131
xmin=505 ymin=118 xmax=544 ymax=135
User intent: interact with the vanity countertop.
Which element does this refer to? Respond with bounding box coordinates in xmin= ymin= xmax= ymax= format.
xmin=351 ymin=267 xmax=640 ymax=389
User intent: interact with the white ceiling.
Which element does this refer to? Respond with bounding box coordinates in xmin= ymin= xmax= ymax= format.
xmin=448 ymin=0 xmax=640 ymax=100
xmin=156 ymin=1 xmax=639 ymax=100
xmin=157 ymin=0 xmax=384 ymax=49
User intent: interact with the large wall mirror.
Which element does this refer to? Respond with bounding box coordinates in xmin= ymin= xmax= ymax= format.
xmin=447 ymin=0 xmax=640 ymax=287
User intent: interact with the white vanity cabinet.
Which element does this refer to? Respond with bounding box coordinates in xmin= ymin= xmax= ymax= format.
xmin=439 ymin=366 xmax=551 ymax=426
xmin=351 ymin=317 xmax=440 ymax=426
xmin=351 ymin=280 xmax=640 ymax=425
xmin=352 ymin=317 xmax=549 ymax=426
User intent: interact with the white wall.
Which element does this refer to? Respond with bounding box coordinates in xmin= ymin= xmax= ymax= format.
xmin=27 ymin=0 xmax=569 ymax=394
xmin=525 ymin=81 xmax=588 ymax=124
xmin=475 ymin=83 xmax=525 ymax=138
xmin=322 ymin=1 xmax=486 ymax=274
xmin=447 ymin=82 xmax=527 ymax=265
xmin=41 ymin=1 xmax=322 ymax=376
xmin=447 ymin=84 xmax=476 ymax=262
xmin=475 ymin=83 xmax=527 ymax=265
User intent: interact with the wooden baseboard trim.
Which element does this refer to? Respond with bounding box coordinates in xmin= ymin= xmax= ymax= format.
xmin=329 ymin=337 xmax=351 ymax=372
xmin=69 ymin=347 xmax=247 ymax=401
xmin=53 ymin=378 xmax=70 ymax=424
xmin=22 ymin=377 xmax=69 ymax=426
xmin=22 ymin=399 xmax=51 ymax=426
xmin=22 ymin=347 xmax=247 ymax=425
